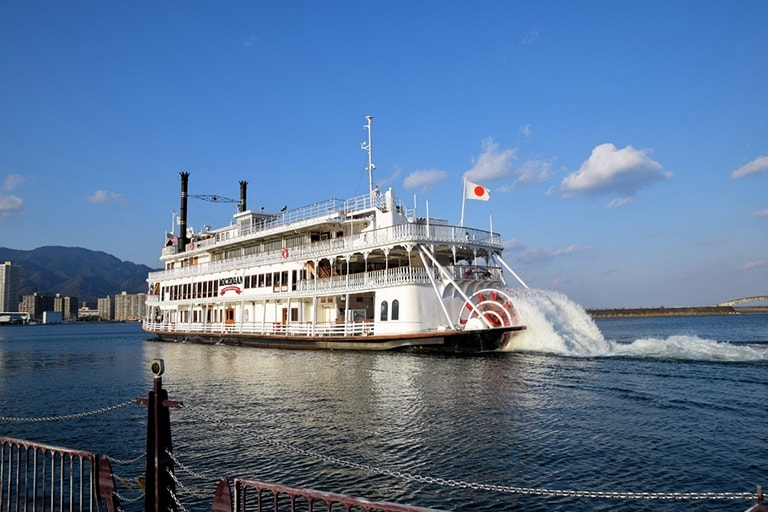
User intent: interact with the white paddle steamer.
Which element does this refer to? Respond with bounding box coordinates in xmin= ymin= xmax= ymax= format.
xmin=143 ymin=116 xmax=528 ymax=352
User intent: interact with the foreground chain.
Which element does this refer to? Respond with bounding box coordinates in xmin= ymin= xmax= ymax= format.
xmin=0 ymin=399 xmax=137 ymax=422
xmin=179 ymin=403 xmax=756 ymax=503
xmin=1 ymin=398 xmax=759 ymax=505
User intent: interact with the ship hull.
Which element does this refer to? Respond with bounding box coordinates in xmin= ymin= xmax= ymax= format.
xmin=143 ymin=325 xmax=525 ymax=353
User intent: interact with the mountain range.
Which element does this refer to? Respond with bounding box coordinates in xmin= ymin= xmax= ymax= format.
xmin=0 ymin=246 xmax=155 ymax=305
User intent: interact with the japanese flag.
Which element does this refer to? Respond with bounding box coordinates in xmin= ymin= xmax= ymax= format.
xmin=465 ymin=180 xmax=490 ymax=201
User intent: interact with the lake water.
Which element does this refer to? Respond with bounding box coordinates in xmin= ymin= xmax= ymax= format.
xmin=1 ymin=289 xmax=766 ymax=511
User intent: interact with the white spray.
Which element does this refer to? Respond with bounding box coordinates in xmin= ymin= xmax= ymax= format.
xmin=504 ymin=289 xmax=768 ymax=362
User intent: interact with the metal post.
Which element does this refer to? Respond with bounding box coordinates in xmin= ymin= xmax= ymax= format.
xmin=138 ymin=359 xmax=181 ymax=512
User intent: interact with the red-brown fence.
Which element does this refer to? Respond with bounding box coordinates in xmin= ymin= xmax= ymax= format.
xmin=0 ymin=437 xmax=120 ymax=512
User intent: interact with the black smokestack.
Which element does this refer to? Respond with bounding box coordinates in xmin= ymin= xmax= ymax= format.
xmin=239 ymin=180 xmax=248 ymax=213
xmin=179 ymin=171 xmax=190 ymax=253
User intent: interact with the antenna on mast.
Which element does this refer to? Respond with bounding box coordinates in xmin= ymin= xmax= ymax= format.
xmin=361 ymin=114 xmax=375 ymax=200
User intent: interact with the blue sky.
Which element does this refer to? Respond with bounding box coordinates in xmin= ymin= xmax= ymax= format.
xmin=1 ymin=1 xmax=766 ymax=308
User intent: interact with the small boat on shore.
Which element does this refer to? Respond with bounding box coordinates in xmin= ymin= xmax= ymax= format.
xmin=142 ymin=116 xmax=528 ymax=352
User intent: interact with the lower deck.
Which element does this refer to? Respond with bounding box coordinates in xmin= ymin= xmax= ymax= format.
xmin=143 ymin=323 xmax=526 ymax=352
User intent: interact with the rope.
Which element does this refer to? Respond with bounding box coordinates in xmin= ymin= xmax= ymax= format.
xmin=0 ymin=399 xmax=137 ymax=422
xmin=179 ymin=403 xmax=757 ymax=503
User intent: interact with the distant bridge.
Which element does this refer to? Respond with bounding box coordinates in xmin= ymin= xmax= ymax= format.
xmin=717 ymin=296 xmax=768 ymax=307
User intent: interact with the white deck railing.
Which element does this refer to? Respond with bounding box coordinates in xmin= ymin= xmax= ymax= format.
xmin=149 ymin=220 xmax=502 ymax=282
xmin=142 ymin=319 xmax=374 ymax=338
xmin=143 ymin=264 xmax=501 ymax=307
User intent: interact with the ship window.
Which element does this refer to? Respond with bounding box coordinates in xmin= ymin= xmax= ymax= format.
xmin=265 ymin=273 xmax=272 ymax=287
xmin=264 ymin=239 xmax=281 ymax=252
xmin=392 ymin=299 xmax=399 ymax=320
xmin=380 ymin=301 xmax=388 ymax=321
xmin=287 ymin=234 xmax=304 ymax=247
xmin=290 ymin=307 xmax=298 ymax=321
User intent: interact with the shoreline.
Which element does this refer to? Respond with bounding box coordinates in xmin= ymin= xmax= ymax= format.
xmin=587 ymin=306 xmax=768 ymax=318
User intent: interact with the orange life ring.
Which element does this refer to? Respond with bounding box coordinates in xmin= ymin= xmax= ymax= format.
xmin=281 ymin=247 xmax=289 ymax=258
xmin=188 ymin=243 xmax=195 ymax=250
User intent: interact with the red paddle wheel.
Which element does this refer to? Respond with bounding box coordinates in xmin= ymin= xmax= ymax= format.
xmin=459 ymin=288 xmax=519 ymax=329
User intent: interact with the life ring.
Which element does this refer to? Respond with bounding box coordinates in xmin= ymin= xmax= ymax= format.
xmin=188 ymin=242 xmax=195 ymax=250
xmin=281 ymin=247 xmax=289 ymax=258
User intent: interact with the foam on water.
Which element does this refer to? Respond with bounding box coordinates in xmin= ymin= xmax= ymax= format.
xmin=504 ymin=288 xmax=768 ymax=362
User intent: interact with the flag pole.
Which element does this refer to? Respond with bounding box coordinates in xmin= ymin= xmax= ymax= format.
xmin=489 ymin=210 xmax=493 ymax=238
xmin=460 ymin=178 xmax=467 ymax=227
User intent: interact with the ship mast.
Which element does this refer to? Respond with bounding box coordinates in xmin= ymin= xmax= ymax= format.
xmin=361 ymin=114 xmax=375 ymax=201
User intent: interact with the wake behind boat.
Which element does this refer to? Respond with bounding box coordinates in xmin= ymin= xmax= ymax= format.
xmin=142 ymin=116 xmax=528 ymax=352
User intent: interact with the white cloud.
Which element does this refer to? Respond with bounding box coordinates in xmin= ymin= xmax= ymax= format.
xmin=607 ymin=197 xmax=633 ymax=208
xmin=465 ymin=138 xmax=517 ymax=182
xmin=503 ymin=239 xmax=525 ymax=251
xmin=560 ymin=143 xmax=671 ymax=204
xmin=520 ymin=29 xmax=539 ymax=45
xmin=740 ymin=260 xmax=765 ymax=270
xmin=505 ymin=240 xmax=588 ymax=264
xmin=520 ymin=124 xmax=532 ymax=138
xmin=3 ymin=173 xmax=24 ymax=192
xmin=403 ymin=169 xmax=447 ymax=192
xmin=731 ymin=155 xmax=768 ymax=179
xmin=88 ymin=190 xmax=128 ymax=205
xmin=377 ymin=165 xmax=402 ymax=189
xmin=243 ymin=35 xmax=259 ymax=49
xmin=0 ymin=194 xmax=23 ymax=217
xmin=0 ymin=174 xmax=24 ymax=217
xmin=752 ymin=209 xmax=768 ymax=218
xmin=512 ymin=159 xmax=553 ymax=187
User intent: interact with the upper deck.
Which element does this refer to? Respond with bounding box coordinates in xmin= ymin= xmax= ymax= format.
xmin=163 ymin=190 xmax=408 ymax=258
xmin=151 ymin=184 xmax=504 ymax=282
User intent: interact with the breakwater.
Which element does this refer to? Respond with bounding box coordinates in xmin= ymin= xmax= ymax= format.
xmin=587 ymin=306 xmax=738 ymax=318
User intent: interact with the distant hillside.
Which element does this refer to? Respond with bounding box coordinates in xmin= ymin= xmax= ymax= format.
xmin=0 ymin=246 xmax=154 ymax=305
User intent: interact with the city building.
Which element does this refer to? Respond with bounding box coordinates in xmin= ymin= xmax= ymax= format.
xmin=53 ymin=293 xmax=80 ymax=321
xmin=0 ymin=261 xmax=20 ymax=312
xmin=98 ymin=296 xmax=114 ymax=321
xmin=78 ymin=304 xmax=100 ymax=321
xmin=18 ymin=292 xmax=80 ymax=322
xmin=19 ymin=293 xmax=55 ymax=321
xmin=115 ymin=291 xmax=146 ymax=321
